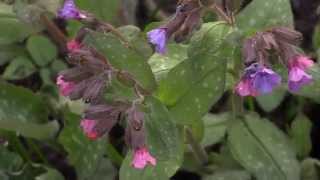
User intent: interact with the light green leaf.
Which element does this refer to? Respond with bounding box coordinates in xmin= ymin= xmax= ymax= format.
xmin=84 ymin=30 xmax=157 ymax=92
xmin=157 ymin=22 xmax=234 ymax=125
xmin=228 ymin=113 xmax=300 ymax=180
xmin=201 ymin=113 xmax=231 ymax=147
xmin=119 ymin=97 xmax=183 ymax=180
xmin=3 ymin=56 xmax=36 ymax=80
xmin=148 ymin=43 xmax=188 ymax=81
xmin=27 ymin=35 xmax=57 ymax=67
xmin=290 ymin=114 xmax=312 ymax=158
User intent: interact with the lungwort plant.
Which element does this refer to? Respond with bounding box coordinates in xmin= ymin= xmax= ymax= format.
xmin=0 ymin=0 xmax=320 ymax=179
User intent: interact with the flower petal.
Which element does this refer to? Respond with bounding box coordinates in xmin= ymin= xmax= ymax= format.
xmin=132 ymin=147 xmax=156 ymax=169
xmin=147 ymin=28 xmax=167 ymax=54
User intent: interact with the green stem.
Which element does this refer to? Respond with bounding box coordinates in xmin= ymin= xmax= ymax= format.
xmin=232 ymin=48 xmax=244 ymax=117
xmin=185 ymin=128 xmax=209 ymax=166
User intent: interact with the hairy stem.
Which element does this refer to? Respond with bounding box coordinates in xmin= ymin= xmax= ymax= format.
xmin=39 ymin=14 xmax=68 ymax=52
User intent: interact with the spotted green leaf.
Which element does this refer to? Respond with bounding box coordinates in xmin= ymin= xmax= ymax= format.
xmin=237 ymin=0 xmax=293 ymax=34
xmin=84 ymin=31 xmax=157 ymax=92
xmin=201 ymin=113 xmax=231 ymax=147
xmin=59 ymin=110 xmax=110 ymax=180
xmin=228 ymin=113 xmax=300 ymax=180
xmin=118 ymin=25 xmax=153 ymax=59
xmin=119 ymin=97 xmax=183 ymax=180
xmin=156 ymin=22 xmax=234 ymax=125
xmin=148 ymin=43 xmax=188 ymax=81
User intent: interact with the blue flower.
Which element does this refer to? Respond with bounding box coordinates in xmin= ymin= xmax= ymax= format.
xmin=236 ymin=63 xmax=281 ymax=96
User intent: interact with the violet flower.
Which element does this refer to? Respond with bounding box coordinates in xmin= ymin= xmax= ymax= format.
xmin=236 ymin=63 xmax=281 ymax=96
xmin=288 ymin=56 xmax=314 ymax=92
xmin=132 ymin=147 xmax=156 ymax=169
xmin=252 ymin=67 xmax=282 ymax=94
xmin=58 ymin=0 xmax=86 ymax=20
xmin=147 ymin=28 xmax=168 ymax=54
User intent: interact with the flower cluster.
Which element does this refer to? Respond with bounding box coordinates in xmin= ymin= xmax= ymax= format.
xmin=236 ymin=27 xmax=314 ymax=97
xmin=147 ymin=1 xmax=202 ymax=54
xmin=58 ymin=0 xmax=87 ymax=20
xmin=56 ymin=0 xmax=156 ymax=169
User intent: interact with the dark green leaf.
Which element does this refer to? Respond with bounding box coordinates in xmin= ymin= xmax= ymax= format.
xmin=204 ymin=170 xmax=251 ymax=180
xmin=301 ymin=158 xmax=320 ymax=180
xmin=237 ymin=0 xmax=293 ymax=33
xmin=0 ymin=146 xmax=23 ymax=173
xmin=36 ymin=167 xmax=64 ymax=180
xmin=256 ymin=87 xmax=286 ymax=112
xmin=27 ymin=35 xmax=57 ymax=67
xmin=3 ymin=56 xmax=36 ymax=80
xmin=77 ymin=0 xmax=120 ymax=23
xmin=0 ymin=82 xmax=49 ymax=124
xmin=59 ymin=110 xmax=109 ymax=180
xmin=0 ymin=45 xmax=27 ymax=66
xmin=0 ymin=83 xmax=58 ymax=139
xmin=40 ymin=68 xmax=53 ymax=85
xmin=0 ymin=17 xmax=32 ymax=45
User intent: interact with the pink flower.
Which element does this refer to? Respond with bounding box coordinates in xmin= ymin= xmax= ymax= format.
xmin=131 ymin=147 xmax=156 ymax=169
xmin=56 ymin=75 xmax=75 ymax=96
xmin=80 ymin=119 xmax=98 ymax=140
xmin=235 ymin=78 xmax=257 ymax=97
xmin=67 ymin=40 xmax=81 ymax=52
xmin=288 ymin=56 xmax=314 ymax=92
